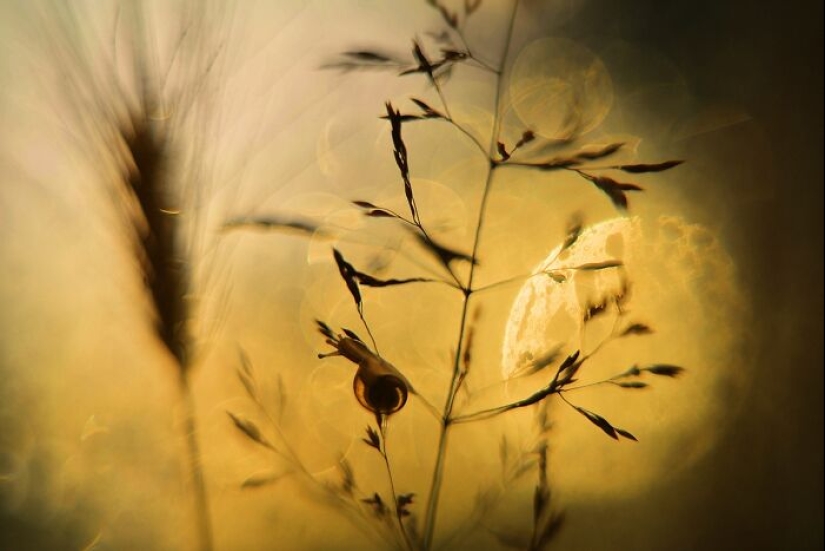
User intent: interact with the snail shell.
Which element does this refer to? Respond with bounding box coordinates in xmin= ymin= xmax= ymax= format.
xmin=353 ymin=369 xmax=408 ymax=415
xmin=337 ymin=337 xmax=409 ymax=415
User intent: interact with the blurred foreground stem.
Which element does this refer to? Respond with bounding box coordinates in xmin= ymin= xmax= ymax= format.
xmin=179 ymin=373 xmax=214 ymax=551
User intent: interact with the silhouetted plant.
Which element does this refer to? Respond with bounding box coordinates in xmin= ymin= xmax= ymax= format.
xmin=228 ymin=1 xmax=684 ymax=549
xmin=33 ymin=4 xmax=238 ymax=550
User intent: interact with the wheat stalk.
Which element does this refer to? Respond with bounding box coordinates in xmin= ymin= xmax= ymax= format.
xmin=34 ymin=2 xmax=230 ymax=548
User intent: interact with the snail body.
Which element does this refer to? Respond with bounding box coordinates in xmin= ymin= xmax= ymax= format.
xmin=316 ymin=321 xmax=410 ymax=416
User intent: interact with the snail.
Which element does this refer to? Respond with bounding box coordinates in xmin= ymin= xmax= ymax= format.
xmin=316 ymin=320 xmax=410 ymax=416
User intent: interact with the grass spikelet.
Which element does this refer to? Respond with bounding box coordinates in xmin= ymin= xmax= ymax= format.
xmin=226 ymin=1 xmax=687 ymax=549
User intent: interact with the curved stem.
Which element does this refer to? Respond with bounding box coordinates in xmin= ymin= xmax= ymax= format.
xmin=359 ymin=309 xmax=380 ymax=355
xmin=440 ymin=117 xmax=488 ymax=157
xmin=453 ymin=303 xmax=629 ymax=423
xmin=557 ymin=391 xmax=579 ymax=411
xmin=464 ymin=55 xmax=499 ymax=74
xmin=451 ymin=19 xmax=499 ymax=74
xmin=412 ymin=390 xmax=445 ymax=422
xmin=473 ymin=262 xmax=618 ymax=294
xmin=432 ymin=78 xmax=454 ymax=121
xmin=416 ymin=224 xmax=464 ymax=289
xmin=451 ymin=382 xmax=559 ymax=425
xmin=380 ymin=422 xmax=415 ymax=551
xmin=249 ymin=388 xmax=396 ymax=549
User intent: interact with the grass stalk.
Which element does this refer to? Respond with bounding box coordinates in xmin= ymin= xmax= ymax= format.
xmin=379 ymin=422 xmax=415 ymax=551
xmin=420 ymin=2 xmax=520 ymax=548
xmin=179 ymin=373 xmax=214 ymax=551
xmin=231 ymin=1 xmax=687 ymax=548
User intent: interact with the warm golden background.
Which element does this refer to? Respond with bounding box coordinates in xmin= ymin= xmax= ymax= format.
xmin=1 ymin=1 xmax=822 ymax=550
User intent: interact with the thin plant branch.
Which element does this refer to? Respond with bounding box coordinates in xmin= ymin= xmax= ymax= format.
xmin=421 ymin=2 xmax=520 ymax=549
xmin=229 ymin=0 xmax=687 ymax=547
xmin=238 ymin=363 xmax=399 ymax=550
xmin=379 ymin=421 xmax=415 ymax=551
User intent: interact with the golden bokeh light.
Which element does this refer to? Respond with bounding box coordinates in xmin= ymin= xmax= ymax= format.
xmin=1 ymin=1 xmax=820 ymax=551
